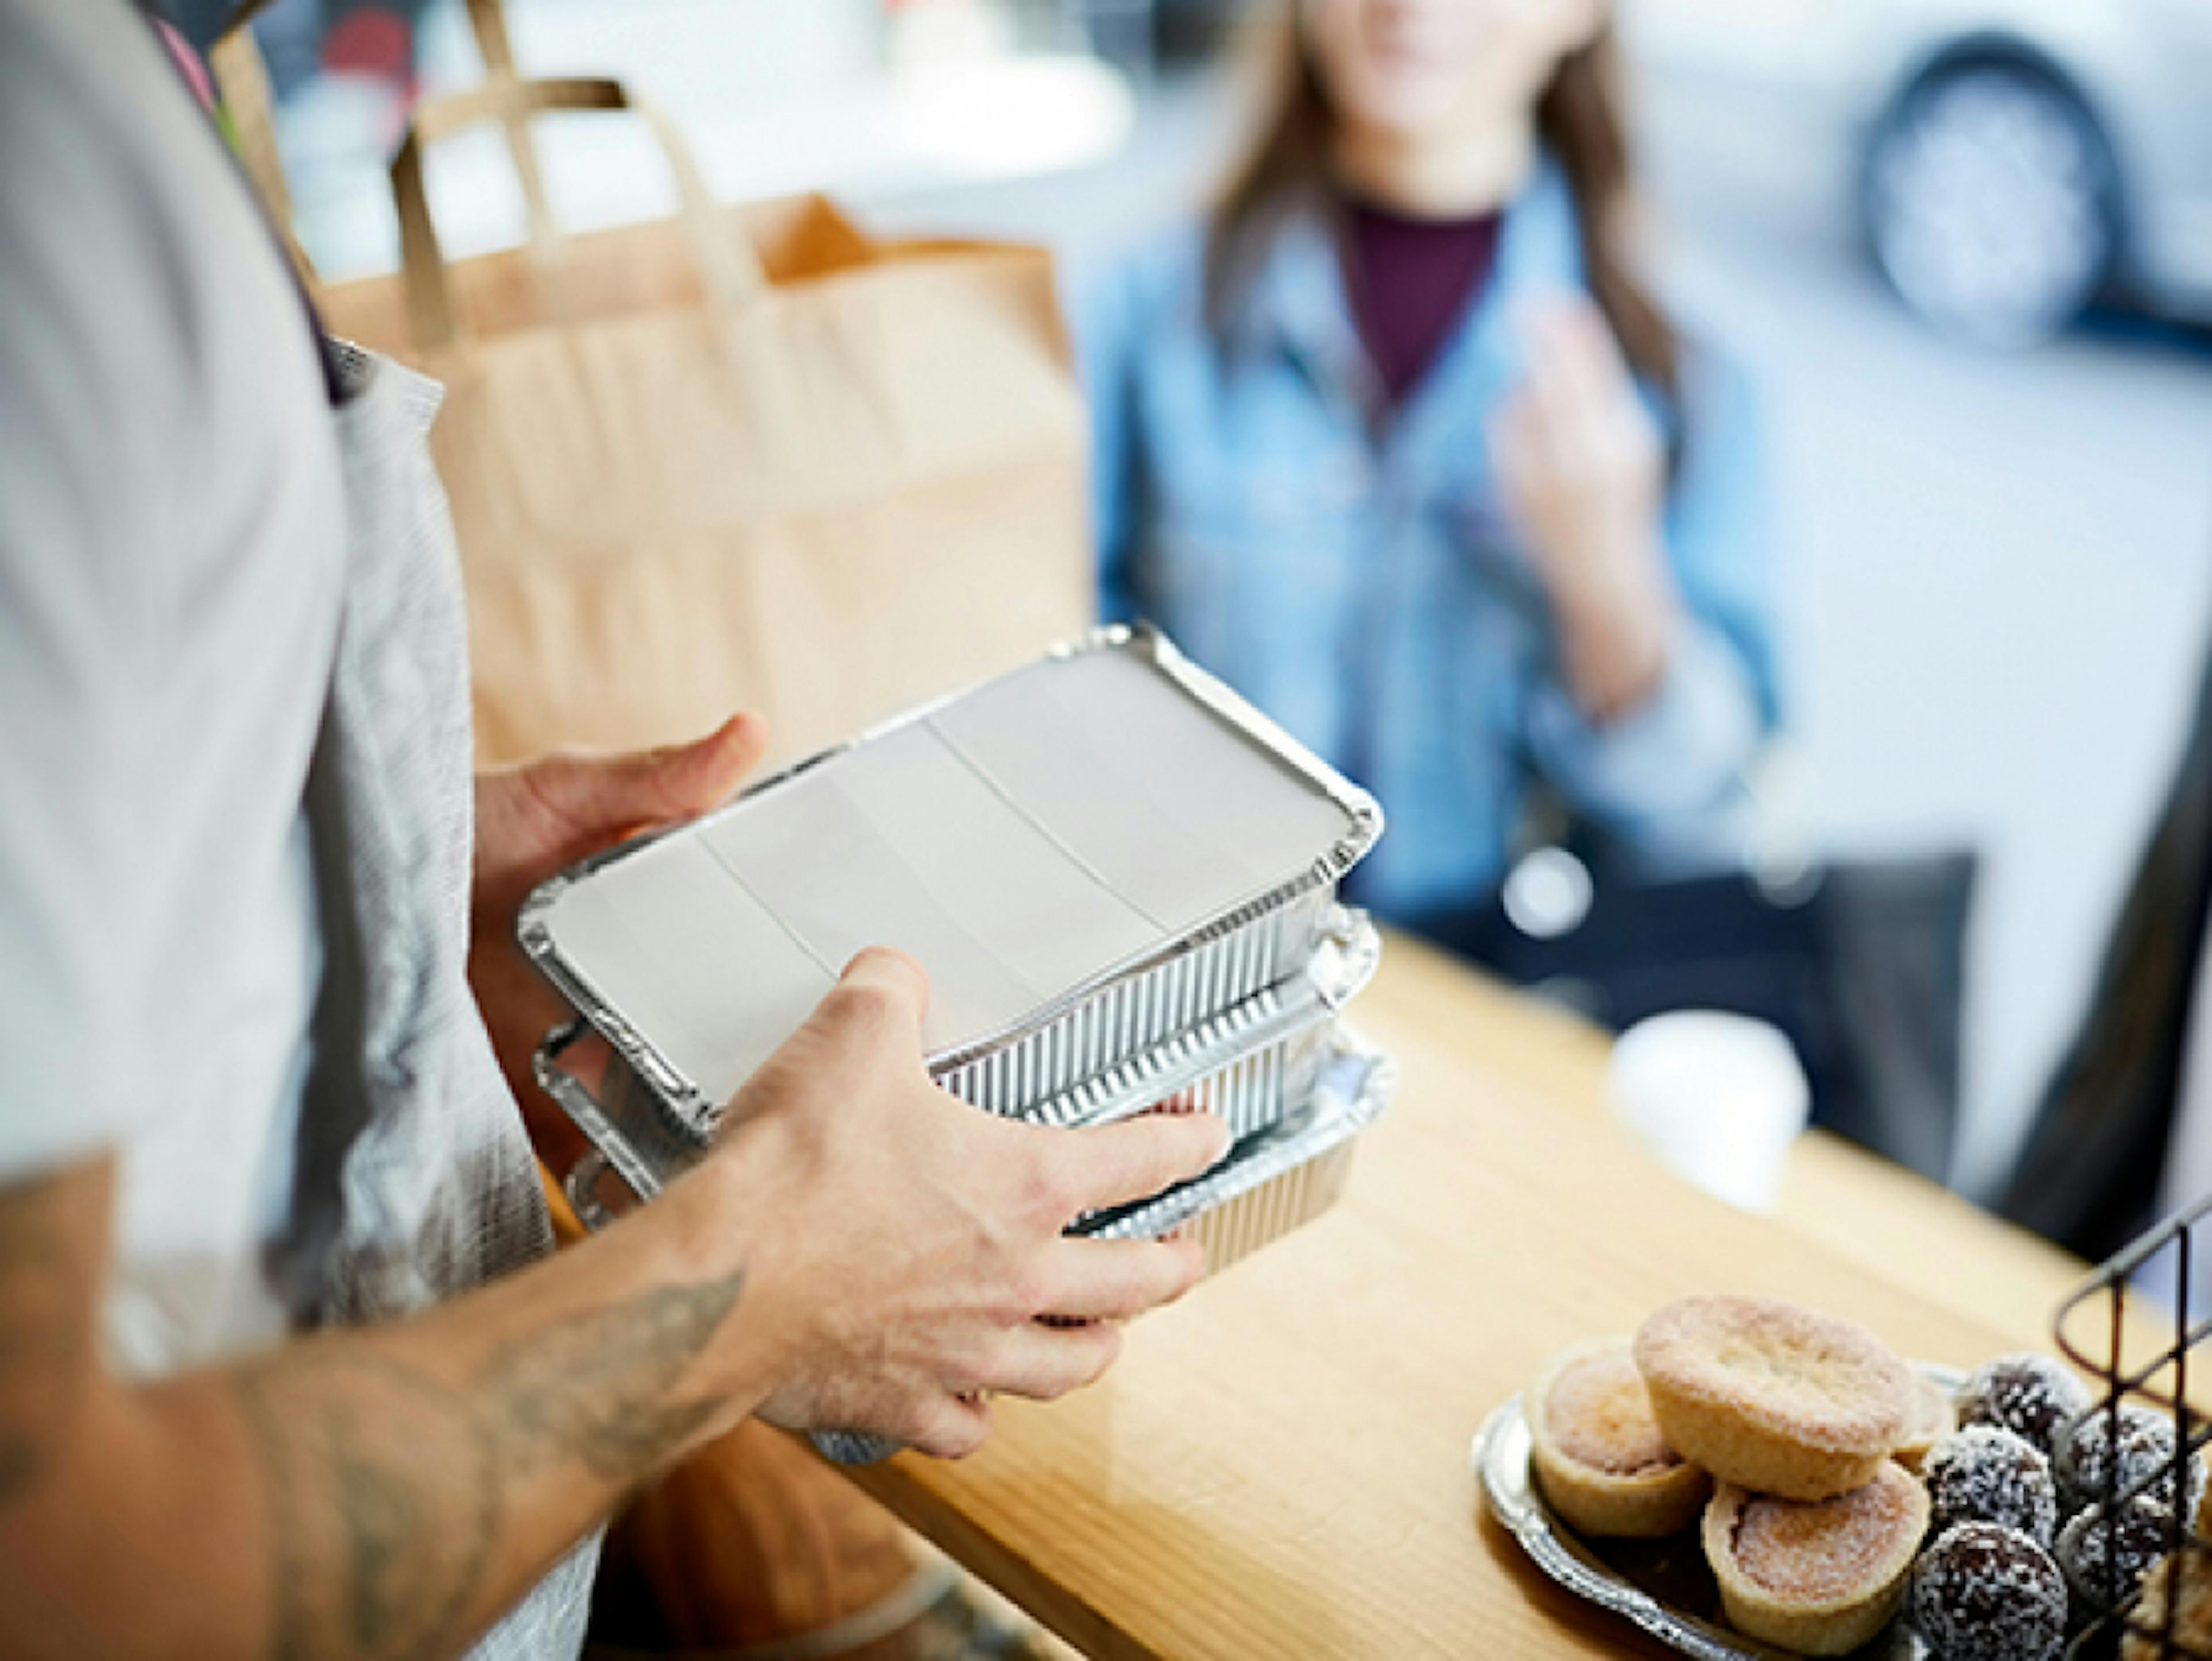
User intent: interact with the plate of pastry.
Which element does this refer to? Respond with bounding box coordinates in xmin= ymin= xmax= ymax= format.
xmin=1476 ymin=1294 xmax=2188 ymax=1659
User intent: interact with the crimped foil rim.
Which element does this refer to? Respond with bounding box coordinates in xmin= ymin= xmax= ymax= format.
xmin=516 ymin=623 xmax=1384 ymax=1132
xmin=1077 ymin=1026 xmax=1396 ymax=1242
xmin=986 ymin=915 xmax=1376 ymax=1131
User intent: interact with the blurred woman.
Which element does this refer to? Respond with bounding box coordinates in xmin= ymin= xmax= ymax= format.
xmin=1077 ymin=0 xmax=1780 ymax=931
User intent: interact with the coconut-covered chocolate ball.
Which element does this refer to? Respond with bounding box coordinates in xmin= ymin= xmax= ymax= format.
xmin=2056 ymin=1402 xmax=2206 ymax=1515
xmin=2058 ymin=1496 xmax=2184 ymax=1620
xmin=1924 ymin=1425 xmax=2060 ymax=1546
xmin=1910 ymin=1522 xmax=2067 ymax=1661
xmin=1956 ymin=1353 xmax=2092 ymax=1462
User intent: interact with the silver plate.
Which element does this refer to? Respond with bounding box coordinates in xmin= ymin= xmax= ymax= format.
xmin=1475 ymin=1366 xmax=1963 ymax=1660
xmin=517 ymin=624 xmax=1384 ymax=1147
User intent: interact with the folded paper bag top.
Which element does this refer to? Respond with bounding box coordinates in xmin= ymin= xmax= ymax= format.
xmin=520 ymin=627 xmax=1382 ymax=1123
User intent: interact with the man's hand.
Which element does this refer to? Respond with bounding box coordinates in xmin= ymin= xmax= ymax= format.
xmin=468 ymin=720 xmax=1224 ymax=1460
xmin=0 ymin=787 xmax=1225 ymax=1659
xmin=711 ymin=949 xmax=1229 ymax=1458
xmin=470 ymin=715 xmax=770 ymax=1169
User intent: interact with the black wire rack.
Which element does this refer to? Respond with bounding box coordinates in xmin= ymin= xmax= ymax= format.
xmin=2053 ymin=1191 xmax=2212 ymax=1659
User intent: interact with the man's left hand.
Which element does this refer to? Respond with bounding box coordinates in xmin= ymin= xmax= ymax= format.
xmin=470 ymin=715 xmax=771 ymax=1172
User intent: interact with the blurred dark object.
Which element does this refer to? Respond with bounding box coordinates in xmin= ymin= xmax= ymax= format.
xmin=1150 ymin=0 xmax=1245 ymax=62
xmin=1040 ymin=0 xmax=1246 ymax=70
xmin=587 ymin=1419 xmax=963 ymax=1660
xmin=2005 ymin=647 xmax=2212 ymax=1265
xmin=1419 ymin=845 xmax=1977 ymax=1184
xmin=1843 ymin=3 xmax=2212 ymax=346
xmin=2052 ymin=1193 xmax=2212 ymax=1660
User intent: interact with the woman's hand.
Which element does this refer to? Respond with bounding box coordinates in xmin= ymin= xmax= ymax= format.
xmin=714 ymin=947 xmax=1226 ymax=1458
xmin=1491 ymin=297 xmax=1681 ymax=724
xmin=469 ymin=715 xmax=771 ymax=1170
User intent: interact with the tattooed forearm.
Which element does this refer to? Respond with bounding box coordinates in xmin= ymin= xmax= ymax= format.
xmin=235 ymin=1271 xmax=744 ymax=1660
xmin=237 ymin=1354 xmax=499 ymax=1661
xmin=485 ymin=1272 xmax=742 ymax=1482
xmin=0 ymin=1172 xmax=99 ymax=1510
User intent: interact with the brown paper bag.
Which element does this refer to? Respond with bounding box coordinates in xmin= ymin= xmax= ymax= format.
xmin=317 ymin=75 xmax=1090 ymax=768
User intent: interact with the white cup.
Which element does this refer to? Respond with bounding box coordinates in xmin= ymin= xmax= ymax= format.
xmin=1607 ymin=1011 xmax=1812 ymax=1213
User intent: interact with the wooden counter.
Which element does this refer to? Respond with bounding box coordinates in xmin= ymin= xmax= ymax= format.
xmin=844 ymin=931 xmax=2096 ymax=1658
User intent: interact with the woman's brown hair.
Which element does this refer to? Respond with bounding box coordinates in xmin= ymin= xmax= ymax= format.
xmin=1206 ymin=11 xmax=1680 ymax=404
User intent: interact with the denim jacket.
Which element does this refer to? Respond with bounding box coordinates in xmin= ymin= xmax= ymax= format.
xmin=1074 ymin=164 xmax=1781 ymax=921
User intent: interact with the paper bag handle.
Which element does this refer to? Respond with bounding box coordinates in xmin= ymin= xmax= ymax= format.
xmin=206 ymin=0 xmax=536 ymax=287
xmin=457 ymin=0 xmax=560 ymax=257
xmin=391 ymin=76 xmax=766 ymax=350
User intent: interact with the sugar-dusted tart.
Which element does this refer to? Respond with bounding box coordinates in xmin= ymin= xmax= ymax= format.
xmin=1703 ymin=1463 xmax=1929 ymax=1656
xmin=1635 ymin=1295 xmax=1914 ymax=1501
xmin=1525 ymin=1338 xmax=1711 ymax=1539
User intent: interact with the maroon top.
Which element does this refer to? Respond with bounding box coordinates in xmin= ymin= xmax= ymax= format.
xmin=1340 ymin=197 xmax=1505 ymax=408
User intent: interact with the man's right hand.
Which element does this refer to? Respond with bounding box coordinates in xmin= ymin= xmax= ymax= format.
xmin=0 ymin=951 xmax=1223 ymax=1661
xmin=710 ymin=947 xmax=1230 ymax=1458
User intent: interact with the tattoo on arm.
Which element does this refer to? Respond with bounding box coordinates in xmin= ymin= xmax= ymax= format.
xmin=237 ymin=1354 xmax=499 ymax=1661
xmin=483 ymin=1271 xmax=742 ymax=1482
xmin=238 ymin=1270 xmax=743 ymax=1661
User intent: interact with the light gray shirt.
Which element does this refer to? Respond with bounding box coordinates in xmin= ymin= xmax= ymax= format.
xmin=0 ymin=0 xmax=342 ymax=1374
xmin=0 ymin=4 xmax=594 ymax=1650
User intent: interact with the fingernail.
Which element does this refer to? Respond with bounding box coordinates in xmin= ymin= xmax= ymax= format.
xmin=1202 ymin=1116 xmax=1233 ymax=1165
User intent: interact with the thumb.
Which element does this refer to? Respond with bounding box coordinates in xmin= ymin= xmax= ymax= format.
xmin=545 ymin=713 xmax=770 ymax=840
xmin=637 ymin=713 xmax=772 ymax=818
xmin=767 ymin=946 xmax=933 ymax=1089
xmin=831 ymin=946 xmax=933 ymax=1034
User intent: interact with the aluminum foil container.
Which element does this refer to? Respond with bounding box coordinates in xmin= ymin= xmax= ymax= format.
xmin=929 ymin=883 xmax=1340 ymax=1124
xmin=547 ymin=910 xmax=1382 ymax=1218
xmin=1074 ymin=1029 xmax=1392 ymax=1253
xmin=518 ymin=625 xmax=1382 ymax=1154
xmin=808 ymin=1028 xmax=1397 ymax=1465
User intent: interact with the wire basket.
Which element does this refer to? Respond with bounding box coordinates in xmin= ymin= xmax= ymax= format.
xmin=2053 ymin=1193 xmax=2212 ymax=1658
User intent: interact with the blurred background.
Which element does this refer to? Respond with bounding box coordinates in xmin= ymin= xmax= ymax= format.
xmin=255 ymin=0 xmax=2212 ymax=1207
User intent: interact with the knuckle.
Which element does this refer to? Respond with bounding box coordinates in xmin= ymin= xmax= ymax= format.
xmin=1017 ymin=1151 xmax=1077 ymax=1228
xmin=1003 ymin=1261 xmax=1054 ymax=1324
xmin=1135 ymin=1127 xmax=1199 ymax=1194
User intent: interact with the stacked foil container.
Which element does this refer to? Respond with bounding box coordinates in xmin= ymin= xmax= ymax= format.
xmin=520 ymin=625 xmax=1396 ymax=1462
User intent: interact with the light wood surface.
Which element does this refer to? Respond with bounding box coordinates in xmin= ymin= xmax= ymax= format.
xmin=844 ymin=931 xmax=2096 ymax=1659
